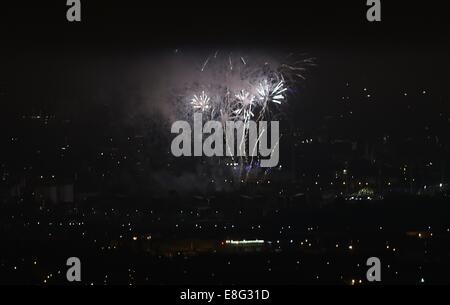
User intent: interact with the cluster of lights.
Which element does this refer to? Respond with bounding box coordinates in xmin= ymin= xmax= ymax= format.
xmin=225 ymin=239 xmax=265 ymax=245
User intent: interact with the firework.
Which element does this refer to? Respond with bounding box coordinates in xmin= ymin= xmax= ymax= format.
xmin=256 ymin=79 xmax=287 ymax=105
xmin=171 ymin=49 xmax=314 ymax=182
xmin=234 ymin=89 xmax=255 ymax=121
xmin=191 ymin=91 xmax=211 ymax=112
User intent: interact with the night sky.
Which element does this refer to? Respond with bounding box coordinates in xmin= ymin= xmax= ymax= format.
xmin=3 ymin=2 xmax=450 ymax=127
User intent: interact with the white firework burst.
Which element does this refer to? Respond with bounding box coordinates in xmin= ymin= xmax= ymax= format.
xmin=233 ymin=89 xmax=255 ymax=120
xmin=256 ymin=79 xmax=287 ymax=105
xmin=191 ymin=91 xmax=211 ymax=112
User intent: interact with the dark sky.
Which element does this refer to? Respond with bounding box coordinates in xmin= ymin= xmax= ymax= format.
xmin=2 ymin=1 xmax=449 ymax=46
xmin=1 ymin=1 xmax=450 ymax=126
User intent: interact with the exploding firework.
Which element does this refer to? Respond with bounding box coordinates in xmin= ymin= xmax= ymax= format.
xmin=256 ymin=79 xmax=287 ymax=105
xmin=191 ymin=91 xmax=211 ymax=112
xmin=233 ymin=89 xmax=255 ymax=121
xmin=170 ymin=49 xmax=314 ymax=183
